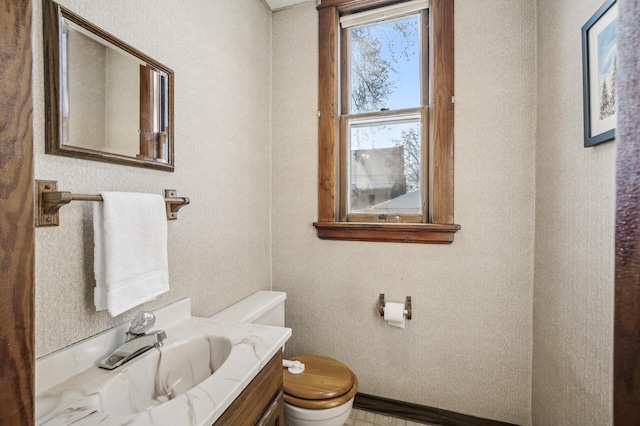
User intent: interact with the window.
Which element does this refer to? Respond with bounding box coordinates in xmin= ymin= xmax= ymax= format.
xmin=342 ymin=3 xmax=424 ymax=222
xmin=314 ymin=0 xmax=459 ymax=244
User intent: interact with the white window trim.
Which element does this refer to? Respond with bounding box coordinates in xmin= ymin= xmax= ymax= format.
xmin=339 ymin=0 xmax=429 ymax=28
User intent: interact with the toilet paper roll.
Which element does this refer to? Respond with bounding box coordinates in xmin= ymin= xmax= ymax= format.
xmin=384 ymin=302 xmax=406 ymax=328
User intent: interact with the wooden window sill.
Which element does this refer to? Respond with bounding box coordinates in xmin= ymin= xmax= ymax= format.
xmin=313 ymin=222 xmax=461 ymax=244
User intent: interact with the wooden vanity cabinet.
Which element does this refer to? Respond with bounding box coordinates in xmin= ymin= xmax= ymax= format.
xmin=255 ymin=390 xmax=285 ymax=426
xmin=213 ymin=351 xmax=285 ymax=426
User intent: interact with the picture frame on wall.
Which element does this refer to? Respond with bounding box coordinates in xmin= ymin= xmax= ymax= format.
xmin=582 ymin=0 xmax=617 ymax=147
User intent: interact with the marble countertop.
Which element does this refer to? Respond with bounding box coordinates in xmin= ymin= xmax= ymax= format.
xmin=35 ymin=299 xmax=291 ymax=426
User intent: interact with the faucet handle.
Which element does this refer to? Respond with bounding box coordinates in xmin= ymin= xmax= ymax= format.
xmin=128 ymin=311 xmax=156 ymax=335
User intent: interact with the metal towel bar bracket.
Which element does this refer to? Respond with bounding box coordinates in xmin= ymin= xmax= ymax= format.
xmin=35 ymin=180 xmax=190 ymax=227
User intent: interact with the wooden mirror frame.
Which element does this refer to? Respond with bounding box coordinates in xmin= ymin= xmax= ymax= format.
xmin=42 ymin=0 xmax=175 ymax=171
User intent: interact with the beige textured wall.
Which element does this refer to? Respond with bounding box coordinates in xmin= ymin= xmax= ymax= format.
xmin=33 ymin=0 xmax=273 ymax=357
xmin=66 ymin=29 xmax=106 ymax=151
xmin=105 ymin=49 xmax=139 ymax=157
xmin=533 ymin=0 xmax=615 ymax=424
xmin=272 ymin=2 xmax=536 ymax=424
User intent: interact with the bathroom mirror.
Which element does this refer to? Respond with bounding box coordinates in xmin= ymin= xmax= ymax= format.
xmin=43 ymin=0 xmax=174 ymax=171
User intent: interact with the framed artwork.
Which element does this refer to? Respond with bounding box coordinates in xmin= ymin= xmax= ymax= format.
xmin=582 ymin=0 xmax=617 ymax=147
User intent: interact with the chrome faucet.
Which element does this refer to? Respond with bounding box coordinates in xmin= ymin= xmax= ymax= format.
xmin=99 ymin=311 xmax=166 ymax=370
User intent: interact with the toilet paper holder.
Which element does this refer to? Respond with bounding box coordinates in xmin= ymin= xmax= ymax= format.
xmin=378 ymin=294 xmax=412 ymax=320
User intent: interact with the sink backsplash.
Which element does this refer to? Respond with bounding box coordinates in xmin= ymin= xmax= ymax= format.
xmin=36 ymin=298 xmax=192 ymax=395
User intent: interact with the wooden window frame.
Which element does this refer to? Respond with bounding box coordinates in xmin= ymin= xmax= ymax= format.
xmin=314 ymin=0 xmax=460 ymax=244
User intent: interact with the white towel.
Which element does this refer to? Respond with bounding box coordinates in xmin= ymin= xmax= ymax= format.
xmin=94 ymin=192 xmax=170 ymax=317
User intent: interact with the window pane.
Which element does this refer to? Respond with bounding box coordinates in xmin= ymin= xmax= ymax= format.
xmin=348 ymin=14 xmax=420 ymax=114
xmin=348 ymin=119 xmax=422 ymax=215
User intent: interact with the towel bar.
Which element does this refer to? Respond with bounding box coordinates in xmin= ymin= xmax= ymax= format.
xmin=35 ymin=180 xmax=190 ymax=227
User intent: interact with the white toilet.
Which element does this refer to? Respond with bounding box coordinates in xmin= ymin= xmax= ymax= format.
xmin=211 ymin=290 xmax=358 ymax=426
xmin=281 ymin=354 xmax=358 ymax=426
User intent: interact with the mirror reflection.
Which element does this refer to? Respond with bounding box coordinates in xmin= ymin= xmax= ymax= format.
xmin=44 ymin=0 xmax=174 ymax=171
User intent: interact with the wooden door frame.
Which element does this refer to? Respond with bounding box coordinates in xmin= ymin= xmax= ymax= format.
xmin=614 ymin=0 xmax=640 ymax=423
xmin=0 ymin=0 xmax=35 ymax=424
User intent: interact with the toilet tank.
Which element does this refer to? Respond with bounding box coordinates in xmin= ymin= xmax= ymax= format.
xmin=209 ymin=290 xmax=286 ymax=327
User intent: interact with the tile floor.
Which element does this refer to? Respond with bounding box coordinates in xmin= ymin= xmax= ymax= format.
xmin=345 ymin=409 xmax=441 ymax=426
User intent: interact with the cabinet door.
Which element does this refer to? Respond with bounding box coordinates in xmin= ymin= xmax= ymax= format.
xmin=212 ymin=352 xmax=283 ymax=426
xmin=256 ymin=390 xmax=284 ymax=426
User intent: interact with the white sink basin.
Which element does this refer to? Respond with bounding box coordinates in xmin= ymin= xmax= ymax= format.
xmin=99 ymin=334 xmax=232 ymax=415
xmin=35 ymin=302 xmax=291 ymax=426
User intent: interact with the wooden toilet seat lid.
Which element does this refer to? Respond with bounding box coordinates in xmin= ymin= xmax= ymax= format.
xmin=283 ymin=355 xmax=355 ymax=400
